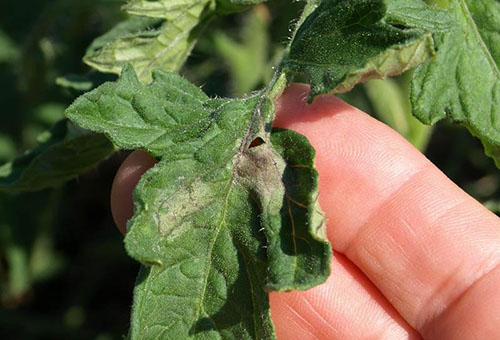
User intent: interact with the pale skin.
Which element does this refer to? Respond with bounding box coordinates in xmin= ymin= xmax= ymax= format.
xmin=111 ymin=84 xmax=500 ymax=339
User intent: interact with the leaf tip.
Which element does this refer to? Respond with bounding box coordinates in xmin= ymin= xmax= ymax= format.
xmin=121 ymin=64 xmax=140 ymax=83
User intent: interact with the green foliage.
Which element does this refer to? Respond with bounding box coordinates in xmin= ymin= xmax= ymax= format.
xmin=411 ymin=0 xmax=500 ymax=166
xmin=385 ymin=0 xmax=455 ymax=31
xmin=67 ymin=65 xmax=331 ymax=339
xmin=284 ymin=0 xmax=443 ymax=100
xmin=56 ymin=72 xmax=117 ymax=93
xmin=84 ymin=0 xmax=214 ymax=83
xmin=2 ymin=0 xmax=500 ymax=339
xmin=83 ymin=0 xmax=274 ymax=84
xmin=0 ymin=120 xmax=115 ymax=192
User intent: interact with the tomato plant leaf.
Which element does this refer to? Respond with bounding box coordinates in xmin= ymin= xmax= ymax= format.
xmin=84 ymin=1 xmax=214 ymax=83
xmin=65 ymin=66 xmax=331 ymax=339
xmin=284 ymin=0 xmax=440 ymax=101
xmin=123 ymin=0 xmax=211 ymax=19
xmin=123 ymin=0 xmax=267 ymax=17
xmin=0 ymin=120 xmax=115 ymax=192
xmin=66 ymin=65 xmax=210 ymax=158
xmin=411 ymin=0 xmax=500 ymax=166
xmin=56 ymin=72 xmax=117 ymax=93
xmin=84 ymin=0 xmax=274 ymax=83
xmin=385 ymin=0 xmax=455 ymax=32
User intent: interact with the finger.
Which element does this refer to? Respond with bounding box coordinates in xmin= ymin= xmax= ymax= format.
xmin=111 ymin=150 xmax=156 ymax=234
xmin=274 ymin=84 xmax=500 ymax=338
xmin=270 ymin=252 xmax=420 ymax=339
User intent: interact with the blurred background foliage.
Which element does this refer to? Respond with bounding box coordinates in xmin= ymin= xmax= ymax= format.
xmin=0 ymin=0 xmax=498 ymax=339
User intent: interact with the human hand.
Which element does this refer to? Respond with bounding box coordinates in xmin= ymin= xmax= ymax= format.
xmin=111 ymin=84 xmax=500 ymax=339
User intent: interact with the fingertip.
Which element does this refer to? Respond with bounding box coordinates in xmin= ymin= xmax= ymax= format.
xmin=274 ymin=83 xmax=355 ymax=129
xmin=274 ymin=85 xmax=500 ymax=335
xmin=269 ymin=253 xmax=419 ymax=340
xmin=111 ymin=150 xmax=156 ymax=235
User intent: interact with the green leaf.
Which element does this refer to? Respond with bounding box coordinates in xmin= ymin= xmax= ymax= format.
xmin=385 ymin=0 xmax=455 ymax=32
xmin=0 ymin=120 xmax=115 ymax=192
xmin=410 ymin=0 xmax=500 ymax=166
xmin=284 ymin=0 xmax=437 ymax=100
xmin=84 ymin=0 xmax=214 ymax=83
xmin=66 ymin=66 xmax=331 ymax=339
xmin=426 ymin=0 xmax=452 ymax=8
xmin=56 ymin=72 xmax=117 ymax=92
xmin=66 ymin=65 xmax=210 ymax=158
xmin=124 ymin=0 xmax=210 ymax=20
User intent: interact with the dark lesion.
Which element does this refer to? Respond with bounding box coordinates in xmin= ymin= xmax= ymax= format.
xmin=249 ymin=137 xmax=265 ymax=148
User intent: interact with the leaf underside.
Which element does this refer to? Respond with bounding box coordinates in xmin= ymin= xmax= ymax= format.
xmin=411 ymin=0 xmax=500 ymax=166
xmin=84 ymin=0 xmax=214 ymax=83
xmin=65 ymin=66 xmax=331 ymax=339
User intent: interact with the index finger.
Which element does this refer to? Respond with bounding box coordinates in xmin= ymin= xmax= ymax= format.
xmin=273 ymin=84 xmax=500 ymax=338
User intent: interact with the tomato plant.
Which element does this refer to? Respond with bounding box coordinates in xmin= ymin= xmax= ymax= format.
xmin=1 ymin=0 xmax=499 ymax=338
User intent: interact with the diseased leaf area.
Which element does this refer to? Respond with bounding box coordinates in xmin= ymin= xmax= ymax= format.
xmin=66 ymin=67 xmax=331 ymax=339
xmin=411 ymin=0 xmax=500 ymax=166
xmin=0 ymin=120 xmax=114 ymax=192
xmin=284 ymin=0 xmax=442 ymax=100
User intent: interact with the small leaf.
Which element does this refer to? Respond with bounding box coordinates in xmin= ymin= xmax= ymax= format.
xmin=123 ymin=0 xmax=209 ymax=20
xmin=0 ymin=120 xmax=115 ymax=192
xmin=284 ymin=0 xmax=437 ymax=101
xmin=410 ymin=0 xmax=500 ymax=166
xmin=84 ymin=1 xmax=213 ymax=83
xmin=84 ymin=0 xmax=273 ymax=83
xmin=56 ymin=72 xmax=117 ymax=92
xmin=66 ymin=67 xmax=331 ymax=339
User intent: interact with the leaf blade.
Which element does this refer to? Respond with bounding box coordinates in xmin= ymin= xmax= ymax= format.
xmin=0 ymin=120 xmax=115 ymax=192
xmin=66 ymin=68 xmax=331 ymax=339
xmin=84 ymin=0 xmax=213 ymax=83
xmin=284 ymin=0 xmax=438 ymax=101
xmin=410 ymin=0 xmax=500 ymax=165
